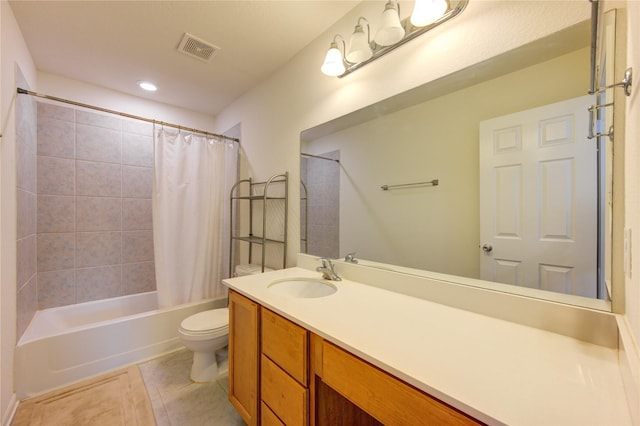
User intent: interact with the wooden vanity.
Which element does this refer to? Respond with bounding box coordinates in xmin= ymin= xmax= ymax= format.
xmin=228 ymin=290 xmax=481 ymax=425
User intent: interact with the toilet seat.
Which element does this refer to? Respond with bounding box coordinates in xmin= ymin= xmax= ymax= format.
xmin=179 ymin=308 xmax=229 ymax=338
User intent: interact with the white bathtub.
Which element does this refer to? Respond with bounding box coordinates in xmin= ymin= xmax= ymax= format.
xmin=15 ymin=291 xmax=226 ymax=398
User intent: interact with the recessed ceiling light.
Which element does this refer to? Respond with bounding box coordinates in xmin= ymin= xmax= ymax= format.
xmin=137 ymin=81 xmax=157 ymax=92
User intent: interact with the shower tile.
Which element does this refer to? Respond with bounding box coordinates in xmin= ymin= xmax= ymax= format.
xmin=76 ymin=231 xmax=122 ymax=268
xmin=17 ymin=275 xmax=38 ymax=340
xmin=123 ymin=166 xmax=152 ymax=198
xmin=17 ymin=235 xmax=37 ymax=288
xmin=76 ymin=160 xmax=122 ymax=197
xmin=123 ymin=132 xmax=153 ymax=167
xmin=122 ymin=231 xmax=154 ymax=263
xmin=17 ymin=143 xmax=37 ymax=193
xmin=37 ymin=116 xmax=75 ymax=158
xmin=17 ymin=189 xmax=37 ymax=239
xmin=76 ymin=124 xmax=122 ymax=163
xmin=38 ymin=195 xmax=76 ymax=233
xmin=17 ymin=95 xmax=37 ymax=154
xmin=123 ymin=262 xmax=156 ymax=295
xmin=76 ymin=265 xmax=122 ymax=302
xmin=76 ymin=197 xmax=122 ymax=231
xmin=123 ymin=120 xmax=153 ymax=137
xmin=76 ymin=110 xmax=121 ymax=131
xmin=38 ymin=156 xmax=75 ymax=195
xmin=37 ymin=269 xmax=76 ymax=309
xmin=123 ymin=198 xmax=152 ymax=230
xmin=38 ymin=101 xmax=75 ymax=122
xmin=37 ymin=233 xmax=75 ymax=272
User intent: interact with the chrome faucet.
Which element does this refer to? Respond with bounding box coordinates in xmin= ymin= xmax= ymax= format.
xmin=344 ymin=252 xmax=358 ymax=264
xmin=316 ymin=258 xmax=341 ymax=281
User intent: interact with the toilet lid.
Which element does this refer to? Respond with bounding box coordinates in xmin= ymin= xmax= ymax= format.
xmin=180 ymin=308 xmax=229 ymax=332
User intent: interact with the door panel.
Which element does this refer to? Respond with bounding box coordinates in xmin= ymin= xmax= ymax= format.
xmin=480 ymin=95 xmax=597 ymax=297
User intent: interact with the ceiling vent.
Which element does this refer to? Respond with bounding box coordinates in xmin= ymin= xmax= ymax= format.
xmin=177 ymin=33 xmax=219 ymax=63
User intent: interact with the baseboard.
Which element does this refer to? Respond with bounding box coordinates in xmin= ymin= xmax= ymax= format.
xmin=1 ymin=393 xmax=19 ymax=426
xmin=617 ymin=315 xmax=640 ymax=425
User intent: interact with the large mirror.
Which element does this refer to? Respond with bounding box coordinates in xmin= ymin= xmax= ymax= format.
xmin=300 ymin=5 xmax=617 ymax=310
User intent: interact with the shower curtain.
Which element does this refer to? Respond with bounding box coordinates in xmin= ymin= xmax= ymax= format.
xmin=153 ymin=128 xmax=238 ymax=308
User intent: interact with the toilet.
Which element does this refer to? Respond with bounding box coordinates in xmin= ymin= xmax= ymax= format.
xmin=178 ymin=264 xmax=273 ymax=382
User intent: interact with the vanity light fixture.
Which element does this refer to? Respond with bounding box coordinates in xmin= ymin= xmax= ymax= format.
xmin=321 ymin=0 xmax=468 ymax=78
xmin=346 ymin=17 xmax=373 ymax=63
xmin=321 ymin=35 xmax=348 ymax=77
xmin=374 ymin=0 xmax=405 ymax=46
xmin=137 ymin=80 xmax=157 ymax=92
xmin=411 ymin=0 xmax=449 ymax=27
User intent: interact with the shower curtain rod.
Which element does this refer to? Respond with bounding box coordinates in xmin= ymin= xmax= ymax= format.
xmin=16 ymin=88 xmax=239 ymax=143
xmin=300 ymin=152 xmax=340 ymax=163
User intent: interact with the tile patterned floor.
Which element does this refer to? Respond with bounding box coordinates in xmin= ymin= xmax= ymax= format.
xmin=138 ymin=349 xmax=245 ymax=426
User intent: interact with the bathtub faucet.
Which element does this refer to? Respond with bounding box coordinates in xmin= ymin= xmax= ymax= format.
xmin=316 ymin=258 xmax=341 ymax=281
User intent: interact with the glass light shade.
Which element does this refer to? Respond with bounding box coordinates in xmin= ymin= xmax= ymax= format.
xmin=346 ymin=26 xmax=372 ymax=63
xmin=410 ymin=0 xmax=448 ymax=27
xmin=374 ymin=3 xmax=405 ymax=46
xmin=321 ymin=43 xmax=346 ymax=76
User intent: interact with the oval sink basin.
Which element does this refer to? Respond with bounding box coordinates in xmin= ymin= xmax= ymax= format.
xmin=268 ymin=278 xmax=337 ymax=299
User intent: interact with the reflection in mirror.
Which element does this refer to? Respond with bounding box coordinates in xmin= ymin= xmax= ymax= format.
xmin=300 ymin=18 xmax=613 ymax=309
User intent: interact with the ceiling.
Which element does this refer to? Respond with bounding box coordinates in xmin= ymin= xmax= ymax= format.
xmin=9 ymin=0 xmax=360 ymax=116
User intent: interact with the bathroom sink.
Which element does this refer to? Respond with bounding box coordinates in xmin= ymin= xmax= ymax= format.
xmin=267 ymin=278 xmax=337 ymax=299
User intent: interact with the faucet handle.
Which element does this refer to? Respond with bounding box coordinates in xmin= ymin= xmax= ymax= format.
xmin=344 ymin=252 xmax=358 ymax=263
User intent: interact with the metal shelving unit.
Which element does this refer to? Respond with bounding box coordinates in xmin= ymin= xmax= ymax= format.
xmin=229 ymin=172 xmax=288 ymax=276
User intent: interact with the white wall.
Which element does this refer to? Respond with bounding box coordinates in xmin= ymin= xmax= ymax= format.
xmin=37 ymin=73 xmax=217 ymax=133
xmin=624 ymin=0 xmax=640 ymax=373
xmin=1 ymin=1 xmax=36 ymax=421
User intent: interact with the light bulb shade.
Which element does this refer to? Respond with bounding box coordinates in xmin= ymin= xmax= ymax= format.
xmin=346 ymin=26 xmax=372 ymax=63
xmin=374 ymin=3 xmax=405 ymax=46
xmin=321 ymin=43 xmax=346 ymax=76
xmin=410 ymin=0 xmax=448 ymax=27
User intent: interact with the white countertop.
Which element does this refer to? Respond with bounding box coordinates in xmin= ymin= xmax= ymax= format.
xmin=223 ymin=266 xmax=632 ymax=425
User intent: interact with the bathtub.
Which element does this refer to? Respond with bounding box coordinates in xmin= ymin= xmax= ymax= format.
xmin=15 ymin=291 xmax=226 ymax=398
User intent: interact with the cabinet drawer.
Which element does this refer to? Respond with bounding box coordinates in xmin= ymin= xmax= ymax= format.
xmin=322 ymin=341 xmax=481 ymax=426
xmin=261 ymin=402 xmax=285 ymax=426
xmin=262 ymin=308 xmax=308 ymax=385
xmin=261 ymin=355 xmax=308 ymax=426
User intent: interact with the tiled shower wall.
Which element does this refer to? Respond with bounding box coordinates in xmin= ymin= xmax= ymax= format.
xmin=300 ymin=150 xmax=340 ymax=259
xmin=16 ymin=71 xmax=38 ymax=339
xmin=35 ymin=101 xmax=156 ymax=310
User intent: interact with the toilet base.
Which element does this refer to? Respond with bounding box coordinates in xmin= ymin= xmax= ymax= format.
xmin=189 ymin=348 xmax=228 ymax=382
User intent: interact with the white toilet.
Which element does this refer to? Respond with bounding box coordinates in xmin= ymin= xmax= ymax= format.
xmin=178 ymin=264 xmax=273 ymax=382
xmin=178 ymin=308 xmax=229 ymax=382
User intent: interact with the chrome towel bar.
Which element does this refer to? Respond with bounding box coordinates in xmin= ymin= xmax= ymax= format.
xmin=381 ymin=179 xmax=439 ymax=191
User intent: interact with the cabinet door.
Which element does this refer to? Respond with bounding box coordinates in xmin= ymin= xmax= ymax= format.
xmin=229 ymin=290 xmax=260 ymax=425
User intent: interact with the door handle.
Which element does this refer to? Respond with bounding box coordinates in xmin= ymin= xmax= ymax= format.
xmin=481 ymin=244 xmax=493 ymax=253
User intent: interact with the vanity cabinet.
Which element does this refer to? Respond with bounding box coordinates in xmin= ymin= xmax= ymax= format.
xmin=315 ymin=338 xmax=481 ymax=426
xmin=228 ymin=290 xmax=261 ymax=426
xmin=228 ymin=290 xmax=481 ymax=425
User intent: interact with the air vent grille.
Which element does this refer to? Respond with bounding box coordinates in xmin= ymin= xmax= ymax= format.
xmin=177 ymin=33 xmax=219 ymax=63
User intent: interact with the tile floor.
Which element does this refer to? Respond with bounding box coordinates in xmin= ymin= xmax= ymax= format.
xmin=138 ymin=349 xmax=245 ymax=426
